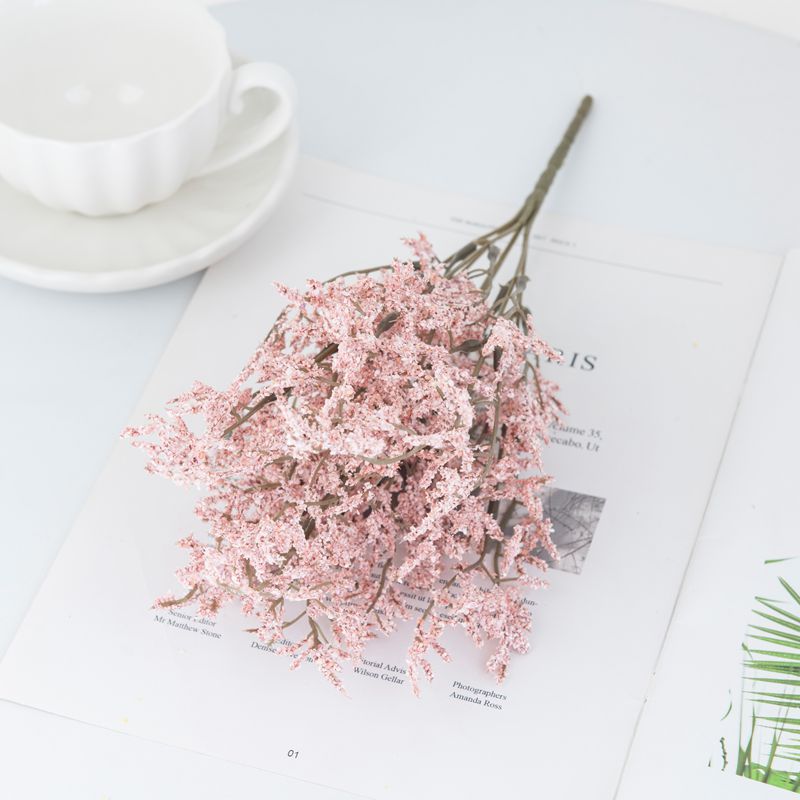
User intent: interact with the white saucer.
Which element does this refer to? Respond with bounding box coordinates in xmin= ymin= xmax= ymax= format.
xmin=0 ymin=62 xmax=298 ymax=293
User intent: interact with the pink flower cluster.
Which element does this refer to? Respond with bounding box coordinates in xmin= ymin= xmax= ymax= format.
xmin=124 ymin=236 xmax=562 ymax=694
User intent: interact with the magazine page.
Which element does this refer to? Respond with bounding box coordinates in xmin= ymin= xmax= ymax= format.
xmin=0 ymin=158 xmax=780 ymax=800
xmin=617 ymin=253 xmax=800 ymax=799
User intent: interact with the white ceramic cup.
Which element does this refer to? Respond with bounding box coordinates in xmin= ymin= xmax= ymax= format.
xmin=0 ymin=0 xmax=295 ymax=216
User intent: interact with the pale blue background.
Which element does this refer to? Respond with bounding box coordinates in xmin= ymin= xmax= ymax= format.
xmin=1 ymin=1 xmax=799 ymax=795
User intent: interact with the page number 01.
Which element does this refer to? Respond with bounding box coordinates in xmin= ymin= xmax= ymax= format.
xmin=287 ymin=749 xmax=300 ymax=759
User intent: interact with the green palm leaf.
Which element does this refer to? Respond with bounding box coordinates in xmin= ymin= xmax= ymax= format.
xmin=735 ymin=573 xmax=800 ymax=792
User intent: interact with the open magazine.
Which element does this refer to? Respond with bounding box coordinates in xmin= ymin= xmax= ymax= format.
xmin=0 ymin=158 xmax=795 ymax=799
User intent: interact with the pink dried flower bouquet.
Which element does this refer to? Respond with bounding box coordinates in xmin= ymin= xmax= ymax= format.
xmin=124 ymin=96 xmax=592 ymax=694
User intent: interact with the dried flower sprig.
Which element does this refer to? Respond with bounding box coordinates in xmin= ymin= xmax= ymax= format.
xmin=124 ymin=96 xmax=592 ymax=693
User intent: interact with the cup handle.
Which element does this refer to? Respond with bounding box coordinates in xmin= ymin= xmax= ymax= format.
xmin=194 ymin=62 xmax=295 ymax=178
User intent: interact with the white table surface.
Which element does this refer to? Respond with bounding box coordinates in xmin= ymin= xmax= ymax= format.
xmin=1 ymin=0 xmax=799 ymax=763
xmin=648 ymin=0 xmax=800 ymax=39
